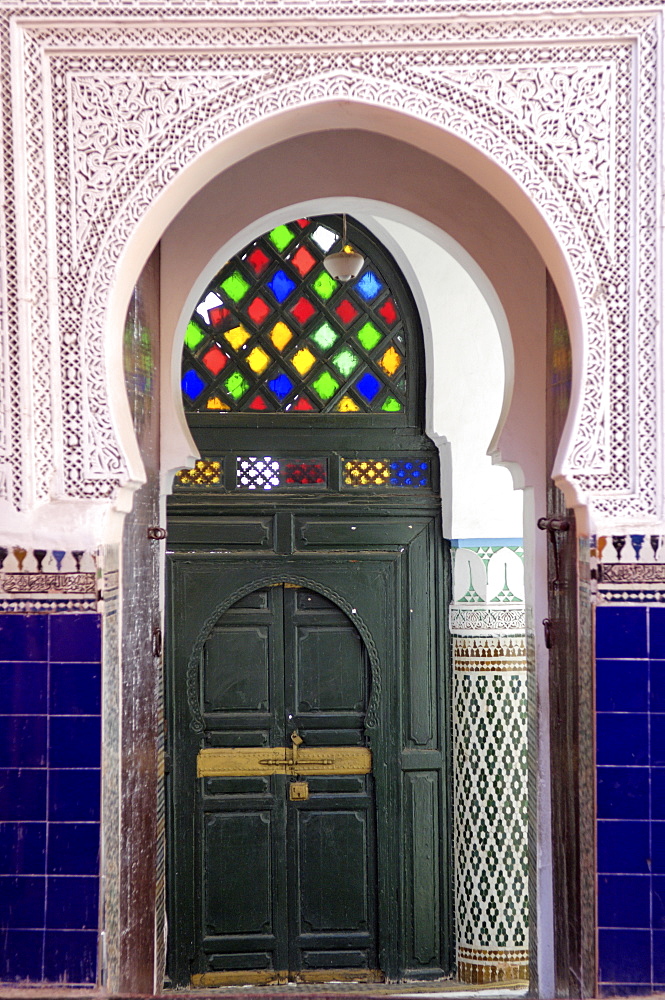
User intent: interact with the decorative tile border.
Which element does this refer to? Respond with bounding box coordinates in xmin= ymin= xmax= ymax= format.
xmin=593 ymin=535 xmax=665 ymax=604
xmin=0 ymin=547 xmax=99 ymax=611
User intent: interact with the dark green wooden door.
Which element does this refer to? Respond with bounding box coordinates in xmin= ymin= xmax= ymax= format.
xmin=188 ymin=583 xmax=377 ymax=986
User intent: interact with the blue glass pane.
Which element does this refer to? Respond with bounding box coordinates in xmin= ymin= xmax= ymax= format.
xmin=267 ymin=269 xmax=297 ymax=304
xmin=356 ymin=373 xmax=381 ymax=402
xmin=267 ymin=373 xmax=294 ymax=400
xmin=182 ymin=369 xmax=206 ymax=400
xmin=390 ymin=460 xmax=429 ymax=487
xmin=354 ymin=271 xmax=383 ymax=301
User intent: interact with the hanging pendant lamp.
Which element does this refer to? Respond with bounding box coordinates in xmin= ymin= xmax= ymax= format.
xmin=322 ymin=214 xmax=364 ymax=281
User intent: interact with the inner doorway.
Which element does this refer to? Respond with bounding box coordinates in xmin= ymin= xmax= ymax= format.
xmin=190 ymin=583 xmax=378 ymax=985
xmin=166 ymin=214 xmax=452 ymax=986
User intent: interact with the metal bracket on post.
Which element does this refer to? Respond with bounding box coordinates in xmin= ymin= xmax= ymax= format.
xmin=537 ymin=515 xmax=571 ymax=585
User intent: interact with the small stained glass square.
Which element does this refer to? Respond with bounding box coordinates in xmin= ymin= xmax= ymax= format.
xmin=245 ymin=246 xmax=271 ymax=275
xmin=224 ymin=326 xmax=251 ymax=351
xmin=378 ymin=298 xmax=398 ymax=325
xmin=284 ymin=461 xmax=326 ymax=485
xmin=312 ymin=371 xmax=340 ymax=401
xmin=354 ymin=271 xmax=383 ymax=301
xmin=202 ymin=346 xmax=228 ymax=375
xmin=206 ymin=396 xmax=230 ymax=411
xmin=331 ymin=348 xmax=360 ymax=378
xmin=310 ymin=225 xmax=338 ymax=253
xmin=336 ymin=395 xmax=361 ymax=412
xmin=209 ymin=305 xmax=232 ymax=329
xmin=292 ymin=395 xmax=316 ymax=411
xmin=182 ymin=369 xmax=206 ymax=400
xmin=247 ymin=296 xmax=272 ymax=325
xmin=268 ymin=225 xmax=295 ymax=253
xmin=290 ymin=245 xmax=317 ymax=277
xmin=270 ymin=322 xmax=294 ymax=352
xmin=310 ymin=322 xmax=338 ymax=352
xmin=224 ymin=371 xmax=250 ymax=401
xmin=356 ymin=372 xmax=381 ymax=402
xmin=335 ymin=299 xmax=359 ymax=325
xmin=311 ymin=271 xmax=338 ymax=301
xmin=185 ymin=321 xmax=205 ymax=351
xmin=236 ymin=457 xmax=281 ymax=491
xmin=267 ymin=373 xmax=294 ymax=400
xmin=221 ymin=271 xmax=250 ymax=303
xmin=246 ymin=346 xmax=271 ymax=374
xmin=268 ymin=269 xmax=297 ymax=304
xmin=356 ymin=321 xmax=383 ymax=351
xmin=343 ymin=460 xmax=391 ymax=486
xmin=381 ymin=396 xmax=402 ymax=412
xmin=290 ymin=347 xmax=316 ymax=376
xmin=290 ymin=296 xmax=317 ymax=326
xmin=389 ymin=461 xmax=430 ymax=487
xmin=379 ymin=346 xmax=402 ymax=376
xmin=248 ymin=394 xmax=270 ymax=411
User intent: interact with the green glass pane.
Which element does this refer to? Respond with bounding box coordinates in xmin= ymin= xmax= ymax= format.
xmin=356 ymin=321 xmax=383 ymax=351
xmin=331 ymin=348 xmax=360 ymax=378
xmin=185 ymin=321 xmax=205 ymax=351
xmin=221 ymin=271 xmax=250 ymax=303
xmin=267 ymin=225 xmax=295 ymax=253
xmin=311 ymin=271 xmax=338 ymax=301
xmin=312 ymin=371 xmax=340 ymax=401
xmin=224 ymin=371 xmax=250 ymax=401
xmin=310 ymin=322 xmax=339 ymax=352
xmin=381 ymin=396 xmax=402 ymax=412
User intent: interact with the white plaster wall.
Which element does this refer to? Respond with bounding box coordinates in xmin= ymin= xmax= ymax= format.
xmin=367 ymin=216 xmax=523 ymax=540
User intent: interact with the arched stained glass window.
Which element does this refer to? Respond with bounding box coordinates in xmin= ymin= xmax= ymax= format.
xmin=181 ymin=216 xmax=416 ymax=417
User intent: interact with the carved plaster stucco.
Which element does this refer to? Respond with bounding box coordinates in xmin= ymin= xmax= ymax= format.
xmin=0 ymin=2 xmax=660 ymax=529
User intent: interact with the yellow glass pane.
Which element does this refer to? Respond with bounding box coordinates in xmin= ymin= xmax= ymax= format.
xmin=270 ymin=322 xmax=293 ymax=352
xmin=206 ymin=396 xmax=230 ymax=411
xmin=247 ymin=346 xmax=270 ymax=374
xmin=379 ymin=346 xmax=402 ymax=376
xmin=336 ymin=395 xmax=360 ymax=412
xmin=224 ymin=326 xmax=250 ymax=351
xmin=290 ymin=347 xmax=316 ymax=376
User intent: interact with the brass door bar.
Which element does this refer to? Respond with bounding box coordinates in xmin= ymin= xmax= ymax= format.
xmin=197 ymin=745 xmax=371 ymax=777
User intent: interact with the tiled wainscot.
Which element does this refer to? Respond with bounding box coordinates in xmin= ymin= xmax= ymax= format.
xmin=0 ymin=549 xmax=101 ymax=985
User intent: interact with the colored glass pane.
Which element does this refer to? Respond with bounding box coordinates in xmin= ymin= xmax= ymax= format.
xmin=247 ymin=296 xmax=272 ymax=324
xmin=290 ymin=296 xmax=317 ymax=326
xmin=270 ymin=322 xmax=293 ymax=352
xmin=379 ymin=346 xmax=402 ymax=376
xmin=224 ymin=372 xmax=250 ymax=400
xmin=267 ymin=373 xmax=294 ymax=400
xmin=290 ymin=347 xmax=316 ymax=376
xmin=292 ymin=395 xmax=316 ymax=411
xmin=310 ymin=322 xmax=338 ymax=351
xmin=221 ymin=271 xmax=250 ymax=303
xmin=311 ymin=271 xmax=338 ymax=301
xmin=209 ymin=305 xmax=232 ymax=328
xmin=343 ymin=460 xmax=391 ymax=486
xmin=356 ymin=373 xmax=381 ymax=402
xmin=237 ymin=457 xmax=280 ymax=491
xmin=224 ymin=326 xmax=251 ymax=351
xmin=284 ymin=461 xmax=326 ymax=484
xmin=312 ymin=371 xmax=340 ymax=401
xmin=356 ymin=321 xmax=383 ymax=351
xmin=267 ymin=269 xmax=296 ymax=303
xmin=390 ymin=460 xmax=429 ymax=487
xmin=331 ymin=348 xmax=359 ymax=378
xmin=248 ymin=394 xmax=269 ymax=411
xmin=177 ymin=459 xmax=222 ymax=485
xmin=295 ymin=218 xmax=309 ymax=229
xmin=310 ymin=225 xmax=338 ymax=253
xmin=381 ymin=396 xmax=402 ymax=412
xmin=268 ymin=225 xmax=295 ymax=252
xmin=378 ymin=298 xmax=398 ymax=325
xmin=354 ymin=270 xmax=383 ymax=301
xmin=290 ymin=245 xmax=317 ymax=277
xmin=185 ymin=321 xmax=205 ymax=351
xmin=181 ymin=369 xmax=206 ymax=400
xmin=202 ymin=346 xmax=228 ymax=375
xmin=245 ymin=246 xmax=271 ymax=276
xmin=336 ymin=395 xmax=360 ymax=412
xmin=196 ymin=291 xmax=223 ymax=325
xmin=206 ymin=397 xmax=230 ymax=411
xmin=335 ymin=299 xmax=359 ymax=325
xmin=246 ymin=346 xmax=270 ymax=374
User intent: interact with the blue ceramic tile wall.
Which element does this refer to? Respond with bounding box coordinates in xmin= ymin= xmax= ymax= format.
xmin=597 ymin=605 xmax=665 ymax=996
xmin=0 ymin=613 xmax=101 ymax=984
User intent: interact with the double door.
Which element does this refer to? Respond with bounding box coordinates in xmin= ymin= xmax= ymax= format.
xmin=185 ymin=583 xmax=378 ymax=986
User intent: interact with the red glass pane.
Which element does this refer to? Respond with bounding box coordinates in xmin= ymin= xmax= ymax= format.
xmin=378 ymin=298 xmax=398 ymax=325
xmin=248 ymin=393 xmax=269 ymax=411
xmin=202 ymin=346 xmax=228 ymax=375
xmin=295 ymin=219 xmax=309 ymax=228
xmin=292 ymin=395 xmax=316 ymax=411
xmin=290 ymin=296 xmax=317 ymax=326
xmin=247 ymin=296 xmax=272 ymax=325
xmin=209 ymin=305 xmax=232 ymax=328
xmin=335 ymin=299 xmax=359 ymax=325
xmin=290 ymin=245 xmax=317 ymax=278
xmin=246 ymin=247 xmax=270 ymax=275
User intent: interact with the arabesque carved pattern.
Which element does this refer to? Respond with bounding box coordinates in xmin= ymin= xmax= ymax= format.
xmin=0 ymin=8 xmax=659 ymax=527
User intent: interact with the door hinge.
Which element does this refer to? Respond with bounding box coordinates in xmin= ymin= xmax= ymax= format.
xmin=147 ymin=526 xmax=167 ymax=540
xmin=543 ymin=617 xmax=553 ymax=649
xmin=152 ymin=626 xmax=163 ymax=658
